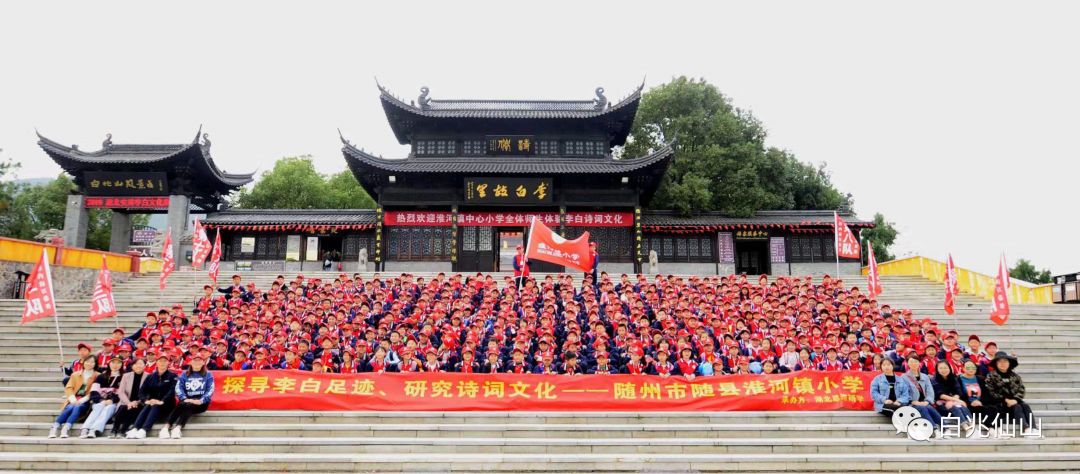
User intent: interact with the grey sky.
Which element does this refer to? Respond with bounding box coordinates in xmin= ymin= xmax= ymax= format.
xmin=2 ymin=0 xmax=1077 ymax=275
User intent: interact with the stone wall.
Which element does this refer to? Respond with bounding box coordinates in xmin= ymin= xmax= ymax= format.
xmin=0 ymin=261 xmax=133 ymax=300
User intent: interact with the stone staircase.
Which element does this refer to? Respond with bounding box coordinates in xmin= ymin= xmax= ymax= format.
xmin=0 ymin=271 xmax=1078 ymax=472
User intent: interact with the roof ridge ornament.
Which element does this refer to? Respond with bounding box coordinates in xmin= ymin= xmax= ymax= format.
xmin=594 ymin=87 xmax=608 ymax=110
xmin=418 ymin=86 xmax=431 ymax=110
xmin=201 ymin=133 xmax=211 ymax=154
xmin=102 ymin=133 xmax=113 ymax=150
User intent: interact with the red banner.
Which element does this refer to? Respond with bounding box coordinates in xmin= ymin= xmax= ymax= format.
xmin=209 ymin=370 xmax=875 ymax=412
xmin=384 ymin=211 xmax=632 ymax=227
xmin=21 ymin=249 xmax=56 ymax=325
xmin=84 ymin=196 xmax=170 ymax=209
xmin=89 ymin=256 xmax=117 ymax=322
xmin=526 ymin=218 xmax=593 ymax=272
xmin=834 ymin=213 xmax=861 ymax=259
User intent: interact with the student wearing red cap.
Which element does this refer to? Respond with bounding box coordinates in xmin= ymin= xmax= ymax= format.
xmin=60 ymin=342 xmax=94 ymax=386
xmin=512 ymin=245 xmax=529 ymax=288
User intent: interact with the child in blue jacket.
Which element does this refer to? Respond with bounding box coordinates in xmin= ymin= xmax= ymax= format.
xmin=159 ymin=353 xmax=215 ymax=439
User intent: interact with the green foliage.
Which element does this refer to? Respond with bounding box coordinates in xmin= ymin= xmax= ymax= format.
xmin=623 ymin=76 xmax=844 ymax=217
xmin=1009 ymin=258 xmax=1052 ymax=284
xmin=3 ymin=174 xmax=147 ymax=250
xmin=860 ymin=213 xmax=899 ymax=262
xmin=0 ymin=149 xmax=20 ymax=231
xmin=235 ymin=156 xmax=376 ymax=209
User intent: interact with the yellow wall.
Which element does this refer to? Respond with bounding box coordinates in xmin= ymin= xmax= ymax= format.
xmin=0 ymin=237 xmax=135 ymax=273
xmin=863 ymin=255 xmax=1053 ymax=305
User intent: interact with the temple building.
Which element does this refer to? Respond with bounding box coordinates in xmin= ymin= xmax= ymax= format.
xmin=41 ymin=83 xmax=872 ymax=275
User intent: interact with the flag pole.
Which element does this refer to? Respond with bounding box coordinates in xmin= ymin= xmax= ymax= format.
xmin=834 ymin=210 xmax=840 ymax=276
xmin=44 ymin=249 xmax=65 ymax=363
xmin=518 ymin=217 xmax=535 ymax=298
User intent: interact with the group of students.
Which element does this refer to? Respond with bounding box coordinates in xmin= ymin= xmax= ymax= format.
xmin=871 ymin=349 xmax=1035 ymax=438
xmin=50 ymin=349 xmax=214 ymax=439
xmin=50 ymin=269 xmax=1027 ymax=439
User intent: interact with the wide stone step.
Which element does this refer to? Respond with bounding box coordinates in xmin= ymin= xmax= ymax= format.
xmin=0 ymin=435 xmax=1075 ymax=455
xmin=4 ymin=421 xmax=1079 ymax=439
xmin=0 ymin=450 xmax=1078 ymax=472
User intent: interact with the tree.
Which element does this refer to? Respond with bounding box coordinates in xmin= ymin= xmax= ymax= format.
xmin=4 ymin=174 xmax=147 ymax=250
xmin=622 ymin=77 xmax=845 ymax=216
xmin=1010 ymin=259 xmax=1052 ymax=284
xmin=326 ymin=170 xmax=377 ymax=209
xmin=860 ymin=213 xmax=899 ymax=262
xmin=235 ymin=156 xmax=376 ymax=209
xmin=0 ymin=148 xmax=21 ymax=234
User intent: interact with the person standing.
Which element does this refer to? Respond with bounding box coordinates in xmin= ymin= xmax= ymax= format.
xmin=512 ymin=245 xmax=529 ymax=289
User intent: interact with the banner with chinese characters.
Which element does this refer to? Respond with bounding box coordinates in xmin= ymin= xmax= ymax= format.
xmin=385 ymin=212 xmax=632 ymax=228
xmin=84 ymin=172 xmax=168 ymax=196
xmin=464 ymin=178 xmax=552 ymax=204
xmin=84 ymin=196 xmax=170 ymax=209
xmin=210 ymin=370 xmax=875 ymax=412
xmin=486 ymin=135 xmax=535 ymax=156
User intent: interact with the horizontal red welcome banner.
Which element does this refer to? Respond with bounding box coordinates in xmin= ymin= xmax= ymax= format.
xmin=210 ymin=370 xmax=875 ymax=412
xmin=384 ymin=211 xmax=632 ymax=228
xmin=84 ymin=196 xmax=170 ymax=209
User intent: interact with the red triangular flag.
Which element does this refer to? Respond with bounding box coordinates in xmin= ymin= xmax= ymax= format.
xmin=207 ymin=230 xmax=222 ymax=285
xmin=834 ymin=212 xmax=861 ymax=259
xmin=525 ymin=218 xmax=594 ymax=273
xmin=944 ymin=254 xmax=959 ymax=315
xmin=160 ymin=226 xmax=175 ymax=291
xmin=989 ymin=253 xmax=1011 ymax=325
xmin=866 ymin=241 xmax=882 ymax=299
xmin=21 ymin=248 xmax=56 ymax=325
xmin=89 ymin=255 xmax=117 ymax=322
xmin=191 ymin=219 xmax=212 ymax=269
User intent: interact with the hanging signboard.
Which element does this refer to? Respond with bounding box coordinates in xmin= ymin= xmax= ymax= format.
xmin=486 ymin=135 xmax=535 ymax=156
xmin=464 ymin=177 xmax=552 ymax=205
xmin=84 ymin=196 xmax=170 ymax=209
xmin=84 ymin=172 xmax=168 ymax=196
xmin=384 ymin=211 xmax=632 ymax=227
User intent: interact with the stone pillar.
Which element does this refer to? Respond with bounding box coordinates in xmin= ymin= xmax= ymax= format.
xmin=62 ymin=194 xmax=89 ymax=248
xmin=166 ymin=195 xmax=190 ymax=265
xmin=109 ymin=211 xmax=132 ymax=254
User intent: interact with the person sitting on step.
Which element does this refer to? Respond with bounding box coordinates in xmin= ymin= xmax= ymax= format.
xmin=157 ymin=351 xmax=215 ymax=439
xmin=79 ymin=355 xmax=124 ymax=438
xmin=48 ymin=356 xmax=97 ymax=439
xmin=983 ymin=351 xmax=1036 ymax=437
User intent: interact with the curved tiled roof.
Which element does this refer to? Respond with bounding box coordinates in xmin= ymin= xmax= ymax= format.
xmin=341 ymin=140 xmax=674 ymax=175
xmin=36 ymin=130 xmax=254 ymax=190
xmin=203 ymin=209 xmax=377 ymax=226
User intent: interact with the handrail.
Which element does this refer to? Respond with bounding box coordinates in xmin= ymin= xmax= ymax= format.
xmin=862 ymin=255 xmax=1053 ymax=305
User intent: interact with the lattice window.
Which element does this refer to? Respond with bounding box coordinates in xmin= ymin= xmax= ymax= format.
xmin=462 ymin=227 xmax=477 ymax=251
xmin=478 ymin=227 xmax=493 ymax=251
xmin=537 ymin=140 xmax=559 ymax=156
xmin=463 ymin=140 xmax=485 ymax=156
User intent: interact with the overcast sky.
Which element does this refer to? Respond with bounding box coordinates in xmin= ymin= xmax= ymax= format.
xmin=1 ymin=1 xmax=1077 ymax=275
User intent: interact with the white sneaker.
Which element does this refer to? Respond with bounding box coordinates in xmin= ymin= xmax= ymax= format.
xmin=135 ymin=429 xmax=146 ymax=439
xmin=170 ymin=426 xmax=182 ymax=439
xmin=78 ymin=428 xmax=89 ymax=439
xmin=158 ymin=427 xmax=170 ymax=439
xmin=124 ymin=429 xmax=136 ymax=439
xmin=86 ymin=430 xmax=97 ymax=439
xmin=47 ymin=426 xmax=58 ymax=439
xmin=59 ymin=424 xmax=70 ymax=439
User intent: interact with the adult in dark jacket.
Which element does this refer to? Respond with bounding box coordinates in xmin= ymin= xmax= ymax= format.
xmin=159 ymin=353 xmax=215 ymax=439
xmin=126 ymin=354 xmax=177 ymax=439
xmin=111 ymin=358 xmax=148 ymax=438
xmin=932 ymin=360 xmax=974 ymax=436
xmin=983 ymin=351 xmax=1035 ymax=435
